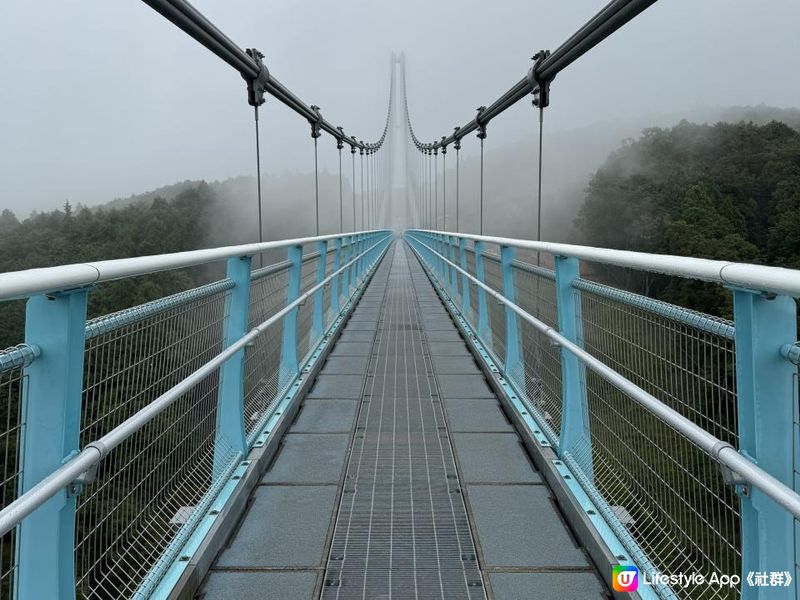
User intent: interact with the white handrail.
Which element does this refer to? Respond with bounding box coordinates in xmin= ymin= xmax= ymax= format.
xmin=0 ymin=233 xmax=392 ymax=537
xmin=409 ymin=229 xmax=800 ymax=297
xmin=0 ymin=230 xmax=392 ymax=301
xmin=406 ymin=232 xmax=800 ymax=520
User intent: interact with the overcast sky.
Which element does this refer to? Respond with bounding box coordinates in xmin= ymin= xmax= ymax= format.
xmin=1 ymin=0 xmax=799 ymax=216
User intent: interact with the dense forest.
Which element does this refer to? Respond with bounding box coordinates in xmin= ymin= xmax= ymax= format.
xmin=2 ymin=118 xmax=800 ymax=347
xmin=577 ymin=119 xmax=800 ymax=317
xmin=0 ymin=187 xmax=223 ymax=348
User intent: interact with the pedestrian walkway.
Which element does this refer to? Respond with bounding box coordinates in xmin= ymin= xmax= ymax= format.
xmin=198 ymin=241 xmax=607 ymax=600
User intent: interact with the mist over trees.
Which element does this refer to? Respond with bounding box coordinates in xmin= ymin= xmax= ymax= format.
xmin=2 ymin=108 xmax=799 ymax=346
xmin=578 ymin=119 xmax=800 ymax=316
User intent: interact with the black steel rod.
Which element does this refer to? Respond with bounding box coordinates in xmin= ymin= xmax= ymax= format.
xmin=141 ymin=0 xmax=385 ymax=150
xmin=428 ymin=0 xmax=657 ymax=149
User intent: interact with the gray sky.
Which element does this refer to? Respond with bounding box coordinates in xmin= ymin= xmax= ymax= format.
xmin=1 ymin=0 xmax=799 ymax=216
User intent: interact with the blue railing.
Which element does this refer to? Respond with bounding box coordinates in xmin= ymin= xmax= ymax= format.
xmin=406 ymin=229 xmax=800 ymax=600
xmin=0 ymin=230 xmax=391 ymax=600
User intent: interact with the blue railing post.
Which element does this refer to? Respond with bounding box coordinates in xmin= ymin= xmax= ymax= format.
xmin=280 ymin=244 xmax=303 ymax=378
xmin=500 ymin=246 xmax=523 ymax=383
xmin=554 ymin=256 xmax=593 ymax=479
xmin=448 ymin=236 xmax=458 ymax=299
xmin=342 ymin=236 xmax=351 ymax=297
xmin=439 ymin=234 xmax=447 ymax=283
xmin=433 ymin=234 xmax=440 ymax=278
xmin=18 ymin=289 xmax=88 ymax=600
xmin=332 ymin=238 xmax=342 ymax=316
xmin=213 ymin=256 xmax=251 ymax=478
xmin=355 ymin=234 xmax=364 ymax=284
xmin=348 ymin=235 xmax=357 ymax=293
xmin=474 ymin=241 xmax=492 ymax=350
xmin=311 ymin=240 xmax=328 ymax=344
xmin=459 ymin=238 xmax=471 ymax=318
xmin=733 ymin=289 xmax=797 ymax=598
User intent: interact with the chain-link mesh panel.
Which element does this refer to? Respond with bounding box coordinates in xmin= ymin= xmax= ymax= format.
xmin=245 ymin=267 xmax=291 ymax=437
xmin=76 ymin=289 xmax=229 ymax=599
xmin=482 ymin=253 xmax=506 ymax=362
xmin=0 ymin=363 xmax=23 ymax=600
xmin=575 ymin=283 xmax=740 ymax=599
xmin=512 ymin=267 xmax=562 ymax=443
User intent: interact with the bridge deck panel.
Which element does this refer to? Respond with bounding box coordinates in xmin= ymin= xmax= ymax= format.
xmin=198 ymin=241 xmax=607 ymax=599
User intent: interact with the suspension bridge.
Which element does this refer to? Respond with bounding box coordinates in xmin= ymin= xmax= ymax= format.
xmin=1 ymin=1 xmax=799 ymax=599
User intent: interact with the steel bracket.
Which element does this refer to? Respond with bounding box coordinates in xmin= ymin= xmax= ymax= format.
xmin=528 ymin=50 xmax=553 ymax=108
xmin=309 ymin=105 xmax=322 ymax=138
xmin=711 ymin=441 xmax=750 ymax=493
xmin=476 ymin=107 xmax=487 ymax=139
xmin=243 ymin=48 xmax=270 ymax=107
xmin=67 ymin=463 xmax=99 ymax=498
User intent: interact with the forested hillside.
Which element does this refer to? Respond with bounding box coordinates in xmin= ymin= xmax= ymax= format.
xmin=0 ymin=170 xmax=349 ymax=348
xmin=577 ymin=120 xmax=800 ymax=317
xmin=2 ymin=118 xmax=800 ymax=347
xmin=0 ymin=186 xmax=223 ymax=348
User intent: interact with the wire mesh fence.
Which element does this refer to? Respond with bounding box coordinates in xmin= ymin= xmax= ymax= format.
xmin=482 ymin=253 xmax=507 ymax=363
xmin=511 ymin=266 xmax=562 ymax=444
xmin=0 ymin=232 xmax=388 ymax=600
xmin=576 ymin=280 xmax=741 ymax=599
xmin=0 ymin=361 xmax=23 ymax=600
xmin=409 ymin=233 xmax=746 ymax=600
xmin=77 ymin=286 xmax=229 ymax=599
xmin=245 ymin=267 xmax=291 ymax=438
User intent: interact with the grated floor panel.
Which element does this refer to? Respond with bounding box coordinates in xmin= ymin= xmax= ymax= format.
xmin=321 ymin=244 xmax=485 ymax=600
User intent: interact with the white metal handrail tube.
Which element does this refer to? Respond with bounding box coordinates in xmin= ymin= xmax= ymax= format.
xmin=0 ymin=233 xmax=391 ymax=537
xmin=0 ymin=230 xmax=391 ymax=301
xmin=410 ymin=229 xmax=800 ymax=298
xmin=406 ymin=233 xmax=800 ymax=520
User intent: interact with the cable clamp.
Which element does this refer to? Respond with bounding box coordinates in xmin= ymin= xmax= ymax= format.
xmin=309 ymin=105 xmax=322 ymax=139
xmin=336 ymin=127 xmax=345 ymax=150
xmin=243 ymin=48 xmax=270 ymax=107
xmin=527 ymin=50 xmax=553 ymax=108
xmin=453 ymin=127 xmax=462 ymax=151
xmin=711 ymin=441 xmax=749 ymax=492
xmin=476 ymin=107 xmax=487 ymax=139
xmin=440 ymin=136 xmax=447 ymax=154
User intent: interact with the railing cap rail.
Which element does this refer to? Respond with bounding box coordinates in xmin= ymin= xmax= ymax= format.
xmin=409 ymin=229 xmax=800 ymax=298
xmin=0 ymin=230 xmax=392 ymax=301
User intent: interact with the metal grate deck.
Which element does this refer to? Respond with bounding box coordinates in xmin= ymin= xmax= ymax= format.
xmin=322 ymin=244 xmax=485 ymax=600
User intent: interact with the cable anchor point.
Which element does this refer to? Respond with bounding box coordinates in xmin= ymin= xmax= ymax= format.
xmin=309 ymin=105 xmax=322 ymax=138
xmin=528 ymin=50 xmax=553 ymax=108
xmin=243 ymin=48 xmax=270 ymax=107
xmin=476 ymin=107 xmax=487 ymax=139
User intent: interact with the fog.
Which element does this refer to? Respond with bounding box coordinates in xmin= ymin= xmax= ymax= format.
xmin=1 ymin=0 xmax=799 ymax=230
